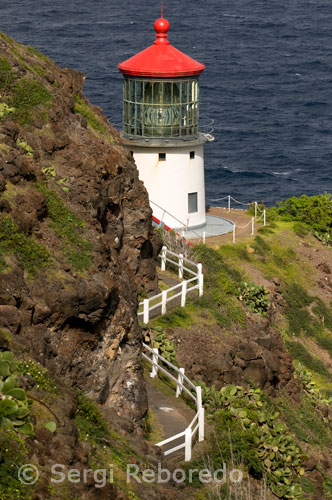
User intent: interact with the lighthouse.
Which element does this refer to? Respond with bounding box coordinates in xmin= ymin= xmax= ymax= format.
xmin=118 ymin=13 xmax=213 ymax=230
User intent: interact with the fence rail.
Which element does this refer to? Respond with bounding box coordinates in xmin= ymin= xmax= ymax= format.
xmin=138 ymin=246 xmax=204 ymax=324
xmin=142 ymin=343 xmax=204 ymax=461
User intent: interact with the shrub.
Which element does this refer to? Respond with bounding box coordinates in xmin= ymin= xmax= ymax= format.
xmin=277 ymin=193 xmax=332 ymax=234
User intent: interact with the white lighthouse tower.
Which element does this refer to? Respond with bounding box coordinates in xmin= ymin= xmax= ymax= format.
xmin=118 ymin=14 xmax=211 ymax=230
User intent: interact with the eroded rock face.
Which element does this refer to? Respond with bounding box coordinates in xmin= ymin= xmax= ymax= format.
xmin=0 ymin=38 xmax=161 ymax=422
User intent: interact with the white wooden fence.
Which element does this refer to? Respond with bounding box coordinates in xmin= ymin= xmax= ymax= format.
xmin=138 ymin=246 xmax=204 ymax=324
xmin=142 ymin=343 xmax=204 ymax=461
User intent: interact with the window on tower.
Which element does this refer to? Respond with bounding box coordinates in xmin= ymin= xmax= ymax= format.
xmin=188 ymin=193 xmax=198 ymax=213
xmin=190 ymin=151 xmax=195 ymax=159
xmin=159 ymin=153 xmax=166 ymax=161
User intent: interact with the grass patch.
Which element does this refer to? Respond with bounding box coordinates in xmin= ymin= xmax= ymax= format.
xmin=0 ymin=214 xmax=52 ymax=274
xmin=16 ymin=359 xmax=58 ymax=395
xmin=36 ymin=183 xmax=93 ymax=271
xmin=27 ymin=45 xmax=52 ymax=64
xmin=74 ymin=96 xmax=106 ymax=134
xmin=0 ymin=57 xmax=15 ymax=89
xmin=285 ymin=340 xmax=330 ymax=378
xmin=32 ymin=64 xmax=46 ymax=78
xmin=74 ymin=96 xmax=113 ymax=142
xmin=0 ymin=429 xmax=32 ymax=500
xmin=280 ymin=393 xmax=332 ymax=446
xmin=193 ymin=244 xmax=245 ymax=327
xmin=10 ymin=78 xmax=51 ymax=124
xmin=0 ymin=32 xmax=14 ymax=44
xmin=151 ymin=306 xmax=193 ymax=329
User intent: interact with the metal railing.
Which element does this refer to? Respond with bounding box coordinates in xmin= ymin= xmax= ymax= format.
xmin=138 ymin=246 xmax=203 ymax=324
xmin=142 ymin=343 xmax=204 ymax=461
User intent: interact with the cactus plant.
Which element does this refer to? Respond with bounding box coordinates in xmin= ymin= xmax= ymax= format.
xmin=198 ymin=381 xmax=305 ymax=499
xmin=151 ymin=327 xmax=177 ymax=365
xmin=239 ymin=281 xmax=270 ymax=316
xmin=0 ymin=352 xmax=33 ymax=436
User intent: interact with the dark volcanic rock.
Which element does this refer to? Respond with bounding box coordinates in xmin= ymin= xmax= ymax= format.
xmin=0 ymin=34 xmax=160 ymax=423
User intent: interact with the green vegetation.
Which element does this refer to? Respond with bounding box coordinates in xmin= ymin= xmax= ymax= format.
xmin=149 ymin=326 xmax=177 ymax=364
xmin=0 ymin=429 xmax=31 ymax=500
xmin=0 ymin=214 xmax=52 ymax=274
xmin=195 ymin=384 xmax=305 ymax=499
xmin=74 ymin=95 xmax=112 ymax=141
xmin=285 ymin=341 xmax=330 ymax=378
xmin=27 ymin=45 xmax=52 ymax=63
xmin=16 ymin=359 xmax=58 ymax=395
xmin=239 ymin=281 xmax=270 ymax=316
xmin=276 ymin=193 xmax=332 ymax=233
xmin=0 ymin=57 xmax=14 ymax=89
xmin=74 ymin=392 xmax=110 ymax=445
xmin=0 ymin=351 xmax=34 ymax=436
xmin=274 ymin=193 xmax=332 ymax=247
xmin=152 ymin=306 xmax=193 ymax=329
xmin=36 ymin=183 xmax=93 ymax=271
xmin=193 ymin=244 xmax=245 ymax=326
xmin=10 ymin=78 xmax=51 ymax=124
xmin=16 ymin=138 xmax=34 ymax=157
xmin=280 ymin=394 xmax=332 ymax=447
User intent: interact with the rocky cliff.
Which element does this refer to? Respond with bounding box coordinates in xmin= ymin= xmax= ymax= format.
xmin=0 ymin=32 xmax=160 ymax=423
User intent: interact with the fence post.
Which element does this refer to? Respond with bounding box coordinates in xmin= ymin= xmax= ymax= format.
xmin=161 ymin=246 xmax=167 ymax=271
xmin=196 ymin=386 xmax=205 ymax=442
xmin=203 ymin=231 xmax=206 ymax=244
xmin=176 ymin=367 xmax=185 ymax=398
xmin=181 ymin=280 xmax=187 ymax=307
xmin=161 ymin=290 xmax=167 ymax=315
xmin=184 ymin=427 xmax=192 ymax=462
xmin=179 ymin=254 xmax=184 ymax=279
xmin=264 ymin=210 xmax=266 ymax=226
xmin=233 ymin=225 xmax=236 ymax=243
xmin=251 ymin=217 xmax=255 ymax=235
xmin=150 ymin=348 xmax=159 ymax=378
xmin=228 ymin=195 xmax=231 ymax=212
xmin=255 ymin=201 xmax=257 ymax=219
xmin=197 ymin=264 xmax=203 ymax=296
xmin=143 ymin=299 xmax=149 ymax=324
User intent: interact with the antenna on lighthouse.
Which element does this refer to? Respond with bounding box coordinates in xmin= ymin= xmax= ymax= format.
xmin=161 ymin=1 xmax=163 ymax=18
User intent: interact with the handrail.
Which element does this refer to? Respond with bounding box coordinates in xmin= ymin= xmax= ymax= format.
xmin=150 ymin=199 xmax=203 ymax=240
xmin=143 ymin=342 xmax=204 ymax=461
xmin=138 ymin=247 xmax=204 ymax=324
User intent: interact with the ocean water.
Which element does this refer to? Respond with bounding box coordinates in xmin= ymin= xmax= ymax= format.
xmin=1 ymin=0 xmax=332 ymax=206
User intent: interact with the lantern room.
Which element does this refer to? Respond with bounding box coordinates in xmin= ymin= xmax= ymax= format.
xmin=118 ymin=14 xmax=211 ymax=230
xmin=122 ymin=77 xmax=199 ymax=138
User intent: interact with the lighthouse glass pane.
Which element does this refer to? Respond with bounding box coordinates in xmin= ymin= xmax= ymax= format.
xmin=123 ymin=77 xmax=200 ymax=138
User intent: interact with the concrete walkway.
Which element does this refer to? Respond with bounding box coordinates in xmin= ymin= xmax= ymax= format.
xmin=145 ymin=376 xmax=195 ymax=457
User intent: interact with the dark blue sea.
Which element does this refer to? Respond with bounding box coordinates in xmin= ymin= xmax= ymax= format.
xmin=1 ymin=0 xmax=332 ymax=205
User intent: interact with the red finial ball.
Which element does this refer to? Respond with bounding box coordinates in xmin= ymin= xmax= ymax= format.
xmin=154 ymin=18 xmax=170 ymax=34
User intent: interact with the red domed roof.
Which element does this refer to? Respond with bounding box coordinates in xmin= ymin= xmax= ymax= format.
xmin=118 ymin=17 xmax=205 ymax=78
